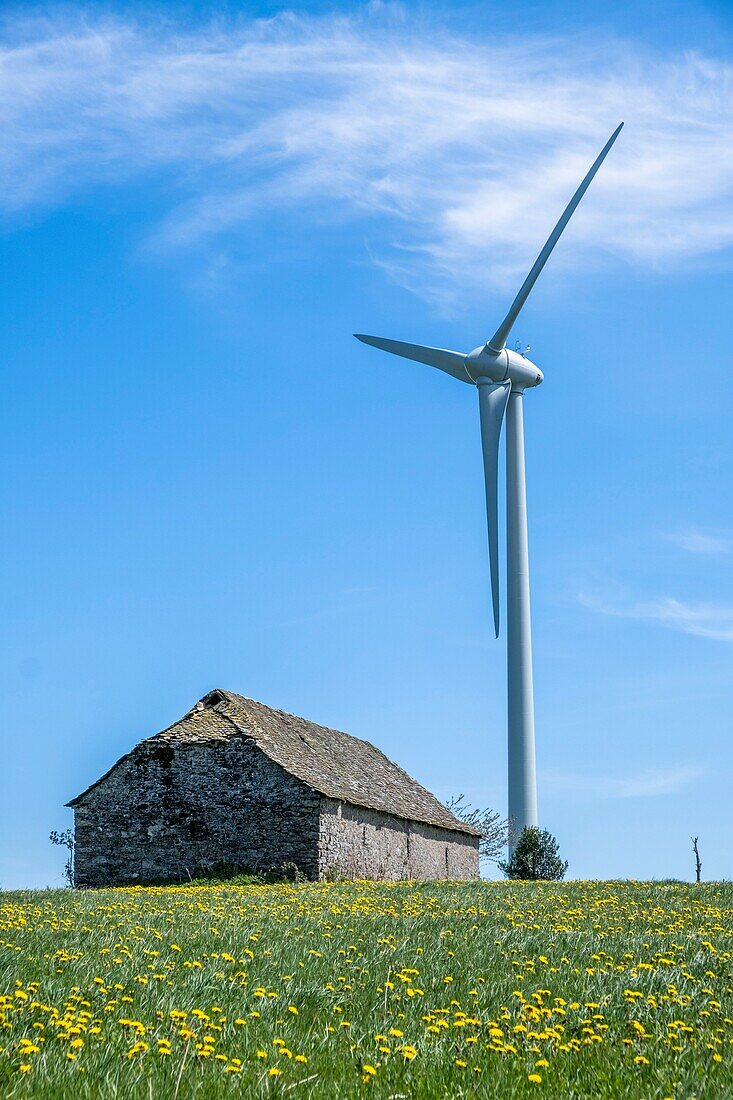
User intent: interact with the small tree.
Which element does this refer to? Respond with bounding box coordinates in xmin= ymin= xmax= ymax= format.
xmin=50 ymin=829 xmax=75 ymax=887
xmin=446 ymin=795 xmax=511 ymax=863
xmin=499 ymin=826 xmax=567 ymax=880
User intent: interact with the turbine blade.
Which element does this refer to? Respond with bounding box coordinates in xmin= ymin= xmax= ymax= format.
xmin=487 ymin=122 xmax=624 ymax=353
xmin=354 ymin=334 xmax=471 ymax=384
xmin=477 ymin=380 xmax=511 ymax=637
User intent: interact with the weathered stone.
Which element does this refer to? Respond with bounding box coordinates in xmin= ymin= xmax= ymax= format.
xmin=69 ymin=690 xmax=480 ymax=885
xmin=319 ymin=799 xmax=479 ymax=880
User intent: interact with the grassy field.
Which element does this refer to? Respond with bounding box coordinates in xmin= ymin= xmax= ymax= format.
xmin=1 ymin=880 xmax=731 ymax=1098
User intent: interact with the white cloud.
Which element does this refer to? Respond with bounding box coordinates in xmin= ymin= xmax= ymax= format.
xmin=1 ymin=9 xmax=733 ymax=300
xmin=545 ymin=762 xmax=706 ymax=799
xmin=665 ymin=530 xmax=732 ymax=554
xmin=580 ymin=592 xmax=733 ymax=642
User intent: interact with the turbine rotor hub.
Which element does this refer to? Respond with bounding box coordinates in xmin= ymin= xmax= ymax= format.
xmin=465 ymin=346 xmax=543 ymax=389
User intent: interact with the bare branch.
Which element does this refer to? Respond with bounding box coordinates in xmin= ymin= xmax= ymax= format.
xmin=50 ymin=828 xmax=75 ymax=887
xmin=446 ymin=794 xmax=511 ymax=862
xmin=692 ymin=836 xmax=702 ymax=884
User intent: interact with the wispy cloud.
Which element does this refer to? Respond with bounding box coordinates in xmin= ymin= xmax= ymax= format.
xmin=665 ymin=530 xmax=732 ymax=554
xmin=545 ymin=762 xmax=706 ymax=799
xmin=2 ymin=9 xmax=733 ymax=300
xmin=581 ymin=592 xmax=733 ymax=642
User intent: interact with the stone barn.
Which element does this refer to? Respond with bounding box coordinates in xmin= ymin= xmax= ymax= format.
xmin=68 ymin=689 xmax=480 ymax=886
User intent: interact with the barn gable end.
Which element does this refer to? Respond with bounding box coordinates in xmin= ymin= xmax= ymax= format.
xmin=72 ymin=736 xmax=321 ymax=886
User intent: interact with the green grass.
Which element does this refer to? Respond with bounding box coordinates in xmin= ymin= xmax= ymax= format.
xmin=1 ymin=880 xmax=732 ymax=1097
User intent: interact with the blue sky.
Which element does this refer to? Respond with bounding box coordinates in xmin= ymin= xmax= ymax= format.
xmin=2 ymin=0 xmax=732 ymax=887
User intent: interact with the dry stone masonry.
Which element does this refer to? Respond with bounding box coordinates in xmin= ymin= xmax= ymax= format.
xmin=69 ymin=689 xmax=480 ymax=885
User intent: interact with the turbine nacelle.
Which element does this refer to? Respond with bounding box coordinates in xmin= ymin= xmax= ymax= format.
xmin=465 ymin=346 xmax=544 ymax=390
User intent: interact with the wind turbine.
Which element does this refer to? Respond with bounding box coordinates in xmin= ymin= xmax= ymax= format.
xmin=355 ymin=124 xmax=623 ymax=848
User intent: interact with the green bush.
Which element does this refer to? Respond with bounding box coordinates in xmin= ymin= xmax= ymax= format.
xmin=499 ymin=825 xmax=568 ymax=880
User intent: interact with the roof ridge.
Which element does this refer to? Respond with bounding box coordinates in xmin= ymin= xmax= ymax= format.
xmin=215 ymin=691 xmax=478 ymax=837
xmin=221 ymin=690 xmax=402 ymax=755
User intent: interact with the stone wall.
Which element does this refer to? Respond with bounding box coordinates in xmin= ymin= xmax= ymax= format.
xmin=317 ymin=798 xmax=479 ymax=880
xmin=73 ymin=737 xmax=321 ymax=886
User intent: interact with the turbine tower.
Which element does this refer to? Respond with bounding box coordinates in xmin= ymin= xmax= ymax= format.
xmin=355 ymin=124 xmax=623 ymax=848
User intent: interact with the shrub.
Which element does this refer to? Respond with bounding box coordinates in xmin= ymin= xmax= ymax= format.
xmin=499 ymin=826 xmax=567 ymax=880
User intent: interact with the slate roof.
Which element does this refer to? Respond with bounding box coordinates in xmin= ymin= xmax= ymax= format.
xmin=68 ymin=689 xmax=479 ymax=837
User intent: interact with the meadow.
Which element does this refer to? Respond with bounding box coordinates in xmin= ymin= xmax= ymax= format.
xmin=1 ymin=879 xmax=731 ymax=1098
